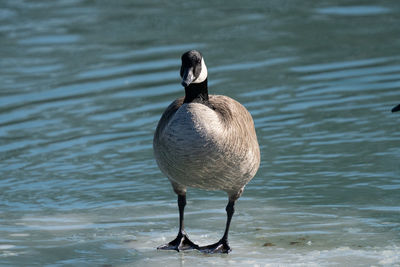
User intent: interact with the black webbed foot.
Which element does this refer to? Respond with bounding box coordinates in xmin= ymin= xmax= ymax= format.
xmin=157 ymin=231 xmax=199 ymax=252
xmin=198 ymin=239 xmax=231 ymax=254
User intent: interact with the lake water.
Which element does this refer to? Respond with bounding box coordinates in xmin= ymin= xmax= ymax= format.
xmin=1 ymin=0 xmax=400 ymax=266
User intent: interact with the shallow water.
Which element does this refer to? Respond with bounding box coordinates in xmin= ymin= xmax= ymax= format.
xmin=1 ymin=0 xmax=400 ymax=266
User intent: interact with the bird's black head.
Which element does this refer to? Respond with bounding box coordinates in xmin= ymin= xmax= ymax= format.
xmin=180 ymin=50 xmax=208 ymax=88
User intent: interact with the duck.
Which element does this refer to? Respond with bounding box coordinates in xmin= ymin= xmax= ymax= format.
xmin=153 ymin=50 xmax=260 ymax=253
xmin=392 ymin=104 xmax=400 ymax=112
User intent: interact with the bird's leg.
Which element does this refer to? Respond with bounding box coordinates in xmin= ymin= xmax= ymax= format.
xmin=158 ymin=194 xmax=199 ymax=251
xmin=198 ymin=200 xmax=235 ymax=253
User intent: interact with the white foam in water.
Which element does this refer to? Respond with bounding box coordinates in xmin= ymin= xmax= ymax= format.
xmin=9 ymin=233 xmax=30 ymax=237
xmin=0 ymin=245 xmax=16 ymax=250
xmin=20 ymin=215 xmax=93 ymax=231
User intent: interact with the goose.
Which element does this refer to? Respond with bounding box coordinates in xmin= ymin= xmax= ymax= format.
xmin=153 ymin=50 xmax=260 ymax=253
xmin=392 ymin=104 xmax=400 ymax=112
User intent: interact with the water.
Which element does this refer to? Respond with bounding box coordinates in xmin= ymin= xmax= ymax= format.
xmin=1 ymin=0 xmax=400 ymax=266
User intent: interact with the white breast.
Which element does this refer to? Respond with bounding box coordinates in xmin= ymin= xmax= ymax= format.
xmin=159 ymin=103 xmax=224 ymax=175
xmin=169 ymin=103 xmax=223 ymax=147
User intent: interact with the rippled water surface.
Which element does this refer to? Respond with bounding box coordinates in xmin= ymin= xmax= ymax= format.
xmin=1 ymin=0 xmax=400 ymax=266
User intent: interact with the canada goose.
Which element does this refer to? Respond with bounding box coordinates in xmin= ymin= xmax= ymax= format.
xmin=392 ymin=104 xmax=400 ymax=112
xmin=153 ymin=50 xmax=260 ymax=253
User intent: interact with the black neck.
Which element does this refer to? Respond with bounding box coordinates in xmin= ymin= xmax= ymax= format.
xmin=184 ymin=79 xmax=208 ymax=103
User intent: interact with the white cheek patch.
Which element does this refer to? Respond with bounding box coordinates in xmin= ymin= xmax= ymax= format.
xmin=193 ymin=58 xmax=208 ymax=84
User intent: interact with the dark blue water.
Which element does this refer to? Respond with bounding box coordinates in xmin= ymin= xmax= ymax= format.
xmin=1 ymin=1 xmax=400 ymax=266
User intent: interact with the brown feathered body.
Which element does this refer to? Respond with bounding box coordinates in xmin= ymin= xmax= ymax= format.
xmin=153 ymin=94 xmax=260 ymax=200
